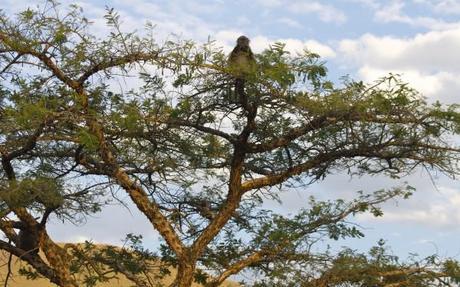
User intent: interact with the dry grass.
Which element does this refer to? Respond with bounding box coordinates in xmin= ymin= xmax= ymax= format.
xmin=0 ymin=248 xmax=239 ymax=287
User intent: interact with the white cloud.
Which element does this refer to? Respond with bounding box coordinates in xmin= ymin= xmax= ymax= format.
xmin=278 ymin=171 xmax=460 ymax=231
xmin=288 ymin=2 xmax=347 ymax=24
xmin=357 ymin=66 xmax=460 ymax=99
xmin=255 ymin=0 xmax=283 ymax=7
xmin=338 ymin=29 xmax=460 ymax=102
xmin=253 ymin=37 xmax=336 ymax=58
xmin=109 ymin=0 xmax=161 ymax=17
xmin=357 ymin=186 xmax=460 ymax=229
xmin=375 ymin=1 xmax=460 ymax=30
xmin=303 ymin=40 xmax=337 ymax=58
xmin=254 ymin=0 xmax=347 ymax=24
xmin=413 ymin=0 xmax=460 ymax=15
xmin=277 ymin=17 xmax=303 ymax=29
xmin=74 ymin=0 xmax=217 ymax=42
xmin=344 ymin=0 xmax=380 ymax=9
xmin=345 ymin=0 xmax=460 ymax=27
xmin=433 ymin=0 xmax=460 ymax=14
xmin=339 ymin=30 xmax=460 ymax=72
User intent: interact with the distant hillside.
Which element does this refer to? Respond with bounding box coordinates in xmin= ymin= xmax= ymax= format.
xmin=0 ymin=248 xmax=239 ymax=287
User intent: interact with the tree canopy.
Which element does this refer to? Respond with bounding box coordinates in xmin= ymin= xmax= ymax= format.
xmin=1 ymin=2 xmax=460 ymax=287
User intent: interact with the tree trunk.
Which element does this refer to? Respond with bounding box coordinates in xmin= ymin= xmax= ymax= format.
xmin=176 ymin=260 xmax=196 ymax=287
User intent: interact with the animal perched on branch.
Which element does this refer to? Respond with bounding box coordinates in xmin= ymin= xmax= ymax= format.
xmin=228 ymin=35 xmax=256 ymax=102
xmin=16 ymin=224 xmax=40 ymax=255
xmin=12 ymin=208 xmax=56 ymax=255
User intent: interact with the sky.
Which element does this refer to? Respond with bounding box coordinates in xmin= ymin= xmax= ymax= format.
xmin=3 ymin=0 xmax=460 ymax=270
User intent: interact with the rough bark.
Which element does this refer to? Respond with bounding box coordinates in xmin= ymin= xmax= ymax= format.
xmin=175 ymin=256 xmax=196 ymax=287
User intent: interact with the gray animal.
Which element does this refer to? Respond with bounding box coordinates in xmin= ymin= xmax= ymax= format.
xmin=12 ymin=208 xmax=56 ymax=255
xmin=228 ymin=35 xmax=256 ymax=100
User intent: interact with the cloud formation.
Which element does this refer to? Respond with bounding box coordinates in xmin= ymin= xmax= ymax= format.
xmin=277 ymin=17 xmax=304 ymax=29
xmin=288 ymin=2 xmax=347 ymax=23
xmin=415 ymin=0 xmax=460 ymax=15
xmin=337 ymin=28 xmax=460 ymax=102
xmin=357 ymin=185 xmax=460 ymax=229
xmin=375 ymin=1 xmax=460 ymax=30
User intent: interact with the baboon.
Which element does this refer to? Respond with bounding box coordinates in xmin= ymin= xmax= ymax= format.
xmin=17 ymin=226 xmax=40 ymax=255
xmin=228 ymin=35 xmax=256 ymax=100
xmin=13 ymin=208 xmax=55 ymax=255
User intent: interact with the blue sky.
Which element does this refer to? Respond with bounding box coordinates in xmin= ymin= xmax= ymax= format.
xmin=3 ymin=0 xmax=460 ymax=270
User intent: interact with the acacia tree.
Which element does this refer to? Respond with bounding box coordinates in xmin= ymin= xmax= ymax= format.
xmin=1 ymin=2 xmax=460 ymax=287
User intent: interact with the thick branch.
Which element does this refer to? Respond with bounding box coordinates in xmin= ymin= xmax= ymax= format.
xmin=241 ymin=144 xmax=404 ymax=192
xmin=13 ymin=208 xmax=77 ymax=287
xmin=191 ymin=151 xmax=244 ymax=258
xmin=306 ymin=266 xmax=449 ymax=287
xmin=0 ymin=220 xmax=17 ymax=242
xmin=0 ymin=31 xmax=80 ymax=91
xmin=191 ymin=100 xmax=258 ymax=258
xmin=111 ymin=166 xmax=185 ymax=257
xmin=0 ymin=240 xmax=60 ymax=284
xmin=207 ymin=251 xmax=264 ymax=286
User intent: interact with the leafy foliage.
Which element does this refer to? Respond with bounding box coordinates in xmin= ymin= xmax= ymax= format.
xmin=0 ymin=1 xmax=460 ymax=287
